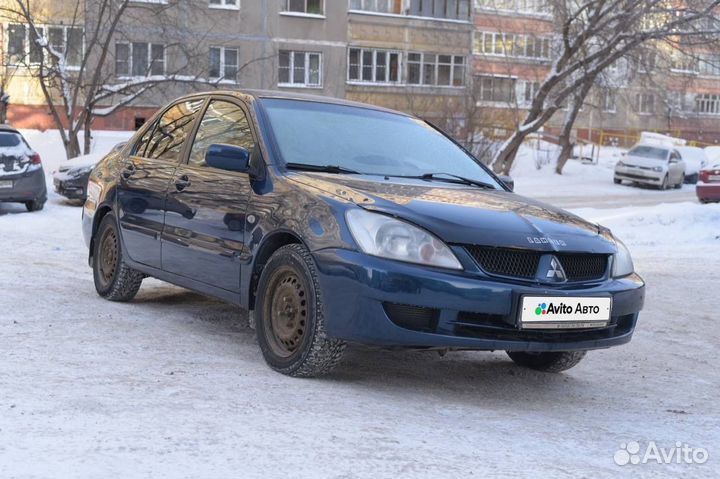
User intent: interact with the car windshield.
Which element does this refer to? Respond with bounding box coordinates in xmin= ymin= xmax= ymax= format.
xmin=260 ymin=99 xmax=502 ymax=188
xmin=628 ymin=145 xmax=668 ymax=160
xmin=0 ymin=132 xmax=22 ymax=147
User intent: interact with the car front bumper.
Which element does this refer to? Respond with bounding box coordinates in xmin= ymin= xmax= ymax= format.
xmin=614 ymin=166 xmax=665 ymax=185
xmin=314 ymin=249 xmax=645 ymax=351
xmin=0 ymin=168 xmax=47 ymax=203
xmin=53 ymin=172 xmax=89 ymax=200
xmin=696 ymin=183 xmax=720 ymax=201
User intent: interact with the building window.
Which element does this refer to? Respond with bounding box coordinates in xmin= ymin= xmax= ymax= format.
xmin=407 ymin=53 xmax=465 ymax=86
xmin=695 ymin=94 xmax=720 ymax=115
xmin=697 ymin=54 xmax=720 ymax=76
xmin=475 ymin=32 xmax=552 ymax=61
xmin=282 ymin=0 xmax=323 ymax=15
xmin=209 ymin=47 xmax=239 ymax=81
xmin=115 ymin=42 xmax=165 ymax=77
xmin=474 ymin=75 xmax=516 ymax=103
xmin=209 ymin=0 xmax=239 ymax=8
xmin=279 ymin=51 xmax=322 ymax=87
xmin=6 ymin=23 xmax=83 ymax=68
xmin=518 ymin=80 xmax=539 ymax=106
xmin=474 ymin=0 xmax=550 ymax=14
xmin=408 ymin=0 xmax=471 ymax=20
xmin=636 ymin=48 xmax=657 ymax=73
xmin=636 ymin=93 xmax=655 ymax=115
xmin=349 ymin=0 xmax=400 ymax=13
xmin=602 ymin=89 xmax=617 ymax=113
xmin=348 ymin=48 xmax=401 ymax=84
xmin=670 ymin=52 xmax=698 ymax=73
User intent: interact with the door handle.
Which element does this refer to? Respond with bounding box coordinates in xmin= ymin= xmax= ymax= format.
xmin=122 ymin=163 xmax=136 ymax=179
xmin=175 ymin=174 xmax=191 ymax=191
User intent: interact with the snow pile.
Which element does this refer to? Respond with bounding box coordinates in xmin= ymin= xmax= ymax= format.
xmin=574 ymin=202 xmax=720 ymax=253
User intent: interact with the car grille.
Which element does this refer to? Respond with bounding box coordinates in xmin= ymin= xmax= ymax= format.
xmin=464 ymin=246 xmax=608 ymax=282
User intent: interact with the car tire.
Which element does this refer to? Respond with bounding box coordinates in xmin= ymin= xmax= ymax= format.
xmin=255 ymin=244 xmax=346 ymax=377
xmin=613 ymin=177 xmax=622 ymax=185
xmin=660 ymin=175 xmax=669 ymax=190
xmin=506 ymin=351 xmax=587 ymax=373
xmin=93 ymin=214 xmax=143 ymax=302
xmin=25 ymin=198 xmax=45 ymax=212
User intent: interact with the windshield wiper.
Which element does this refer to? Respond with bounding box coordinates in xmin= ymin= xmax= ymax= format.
xmin=390 ymin=172 xmax=497 ymax=190
xmin=285 ymin=163 xmax=362 ymax=175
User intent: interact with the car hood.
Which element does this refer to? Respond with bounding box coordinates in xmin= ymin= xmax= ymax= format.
xmin=291 ymin=173 xmax=616 ymax=253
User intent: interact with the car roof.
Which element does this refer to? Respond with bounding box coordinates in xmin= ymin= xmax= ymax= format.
xmin=0 ymin=124 xmax=20 ymax=134
xmin=183 ymin=89 xmax=413 ymax=118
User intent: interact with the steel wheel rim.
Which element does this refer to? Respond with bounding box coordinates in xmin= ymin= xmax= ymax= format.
xmin=264 ymin=268 xmax=308 ymax=358
xmin=98 ymin=227 xmax=118 ymax=287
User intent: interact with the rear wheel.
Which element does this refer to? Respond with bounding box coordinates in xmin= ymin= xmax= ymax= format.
xmin=93 ymin=214 xmax=143 ymax=301
xmin=24 ymin=198 xmax=45 ymax=212
xmin=255 ymin=244 xmax=345 ymax=377
xmin=507 ymin=351 xmax=587 ymax=373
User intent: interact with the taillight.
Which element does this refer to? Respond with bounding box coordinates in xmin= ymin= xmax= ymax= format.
xmin=700 ymin=170 xmax=720 ymax=183
xmin=30 ymin=153 xmax=42 ymax=165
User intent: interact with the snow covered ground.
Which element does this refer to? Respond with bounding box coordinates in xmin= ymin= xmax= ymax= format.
xmin=0 ymin=131 xmax=718 ymax=478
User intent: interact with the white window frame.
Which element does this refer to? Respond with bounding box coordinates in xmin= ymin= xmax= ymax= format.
xmin=695 ymin=94 xmax=720 ymax=116
xmin=5 ymin=23 xmax=84 ymax=70
xmin=636 ymin=93 xmax=656 ymax=115
xmin=115 ymin=42 xmax=166 ymax=78
xmin=474 ymin=74 xmax=517 ymax=105
xmin=602 ymin=89 xmax=617 ymax=113
xmin=474 ymin=31 xmax=552 ymax=61
xmin=517 ymin=79 xmax=539 ymax=107
xmin=208 ymin=0 xmax=239 ymax=9
xmin=349 ymin=0 xmax=397 ymax=13
xmin=406 ymin=52 xmax=466 ymax=87
xmin=281 ymin=0 xmax=325 ymax=17
xmin=278 ymin=50 xmax=323 ymax=88
xmin=474 ymin=0 xmax=551 ymax=16
xmin=347 ymin=47 xmax=402 ymax=85
xmin=209 ymin=46 xmax=239 ymax=82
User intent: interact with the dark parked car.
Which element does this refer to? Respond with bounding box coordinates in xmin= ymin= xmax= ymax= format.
xmin=82 ymin=91 xmax=645 ymax=377
xmin=0 ymin=125 xmax=46 ymax=212
xmin=53 ymin=142 xmax=126 ymax=201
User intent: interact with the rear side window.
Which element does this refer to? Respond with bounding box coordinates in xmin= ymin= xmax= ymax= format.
xmin=0 ymin=132 xmax=22 ymax=147
xmin=188 ymin=100 xmax=255 ymax=167
xmin=139 ymin=99 xmax=205 ymax=163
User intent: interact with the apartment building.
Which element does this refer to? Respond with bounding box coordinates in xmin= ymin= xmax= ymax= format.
xmin=2 ymin=0 xmax=719 ymax=145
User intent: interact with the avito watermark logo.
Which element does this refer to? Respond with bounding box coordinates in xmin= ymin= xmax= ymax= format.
xmin=614 ymin=441 xmax=709 ymax=466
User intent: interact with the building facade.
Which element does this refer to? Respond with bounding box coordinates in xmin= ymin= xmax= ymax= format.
xmin=2 ymin=0 xmax=719 ymax=145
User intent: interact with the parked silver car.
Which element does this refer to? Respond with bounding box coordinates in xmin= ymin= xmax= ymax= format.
xmin=614 ymin=145 xmax=685 ymax=189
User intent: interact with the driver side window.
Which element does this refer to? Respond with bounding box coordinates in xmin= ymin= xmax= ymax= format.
xmin=188 ymin=100 xmax=255 ymax=167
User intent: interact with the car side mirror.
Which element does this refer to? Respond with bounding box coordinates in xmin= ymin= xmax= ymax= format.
xmin=206 ymin=144 xmax=250 ymax=173
xmin=499 ymin=175 xmax=514 ymax=191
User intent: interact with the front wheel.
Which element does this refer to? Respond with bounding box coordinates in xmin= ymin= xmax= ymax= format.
xmin=660 ymin=175 xmax=669 ymax=190
xmin=613 ymin=177 xmax=622 ymax=185
xmin=93 ymin=214 xmax=144 ymax=301
xmin=506 ymin=351 xmax=587 ymax=373
xmin=255 ymin=244 xmax=346 ymax=377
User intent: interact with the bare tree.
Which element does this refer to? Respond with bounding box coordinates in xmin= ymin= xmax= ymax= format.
xmin=0 ymin=25 xmax=18 ymax=124
xmin=1 ymin=0 xmax=273 ymax=159
xmin=491 ymin=0 xmax=720 ymax=175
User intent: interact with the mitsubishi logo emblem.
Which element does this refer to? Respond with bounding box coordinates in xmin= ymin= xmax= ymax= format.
xmin=545 ymin=256 xmax=566 ymax=281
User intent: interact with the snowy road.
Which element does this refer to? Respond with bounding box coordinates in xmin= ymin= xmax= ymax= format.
xmin=535 ymin=188 xmax=697 ymax=209
xmin=1 ymin=193 xmax=719 ymax=478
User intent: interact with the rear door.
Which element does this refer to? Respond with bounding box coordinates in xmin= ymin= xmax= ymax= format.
xmin=161 ymin=98 xmax=256 ymax=292
xmin=117 ymin=98 xmax=205 ymax=269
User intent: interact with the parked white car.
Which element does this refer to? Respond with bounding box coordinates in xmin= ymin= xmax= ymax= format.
xmin=614 ymin=145 xmax=685 ymax=189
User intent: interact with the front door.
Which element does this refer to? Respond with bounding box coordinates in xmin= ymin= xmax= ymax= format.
xmin=161 ymin=98 xmax=255 ymax=292
xmin=117 ymin=98 xmax=205 ymax=269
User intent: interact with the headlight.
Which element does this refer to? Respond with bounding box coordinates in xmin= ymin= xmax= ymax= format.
xmin=652 ymin=166 xmax=664 ymax=172
xmin=346 ymin=209 xmax=463 ymax=270
xmin=612 ymin=237 xmax=634 ymax=278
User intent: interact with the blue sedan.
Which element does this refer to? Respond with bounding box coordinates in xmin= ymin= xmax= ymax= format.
xmin=82 ymin=90 xmax=644 ymax=377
